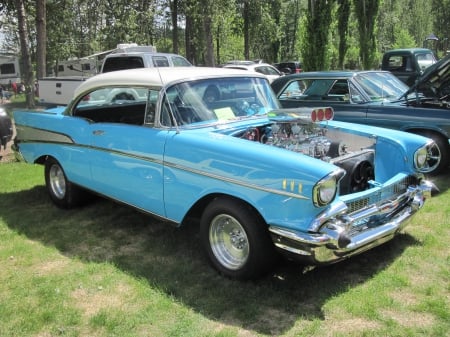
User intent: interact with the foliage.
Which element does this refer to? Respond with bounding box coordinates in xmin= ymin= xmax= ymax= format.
xmin=392 ymin=29 xmax=416 ymax=49
xmin=1 ymin=0 xmax=450 ymax=73
xmin=302 ymin=0 xmax=333 ymax=71
xmin=354 ymin=0 xmax=380 ymax=69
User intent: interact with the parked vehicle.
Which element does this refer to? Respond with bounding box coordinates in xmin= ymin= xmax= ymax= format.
xmin=274 ymin=61 xmax=303 ymax=74
xmin=101 ymin=50 xmax=192 ymax=73
xmin=271 ymin=58 xmax=450 ymax=175
xmin=381 ymin=48 xmax=437 ymax=86
xmin=0 ymin=54 xmax=21 ymax=86
xmin=223 ymin=61 xmax=282 ymax=83
xmin=0 ymin=107 xmax=13 ymax=152
xmin=13 ymin=67 xmax=434 ymax=279
xmin=38 ymin=44 xmax=192 ymax=106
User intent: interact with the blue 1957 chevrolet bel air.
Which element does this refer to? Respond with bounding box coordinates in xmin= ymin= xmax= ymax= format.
xmin=13 ymin=67 xmax=435 ymax=279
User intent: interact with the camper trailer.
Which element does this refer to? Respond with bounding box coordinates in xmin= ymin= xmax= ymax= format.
xmin=0 ymin=54 xmax=21 ymax=86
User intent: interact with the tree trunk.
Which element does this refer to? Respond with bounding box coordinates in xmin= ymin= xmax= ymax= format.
xmin=36 ymin=0 xmax=47 ymax=79
xmin=203 ymin=15 xmax=215 ymax=66
xmin=15 ymin=0 xmax=35 ymax=108
xmin=243 ymin=0 xmax=250 ymax=60
xmin=354 ymin=0 xmax=380 ymax=69
xmin=303 ymin=0 xmax=333 ymax=71
xmin=337 ymin=0 xmax=350 ymax=69
xmin=170 ymin=0 xmax=179 ymax=54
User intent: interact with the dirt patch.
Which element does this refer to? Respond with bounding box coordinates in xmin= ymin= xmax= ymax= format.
xmin=0 ymin=140 xmax=15 ymax=163
xmin=1 ymin=137 xmax=15 ymax=163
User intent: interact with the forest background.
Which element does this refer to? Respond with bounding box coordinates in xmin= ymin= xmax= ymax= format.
xmin=0 ymin=0 xmax=449 ymax=108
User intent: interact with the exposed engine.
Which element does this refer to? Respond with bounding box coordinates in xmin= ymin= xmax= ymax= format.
xmin=236 ymin=120 xmax=376 ymax=195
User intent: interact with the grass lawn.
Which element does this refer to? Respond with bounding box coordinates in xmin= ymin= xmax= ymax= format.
xmin=0 ymin=139 xmax=449 ymax=335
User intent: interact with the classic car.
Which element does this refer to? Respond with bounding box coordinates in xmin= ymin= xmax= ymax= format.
xmin=13 ymin=67 xmax=434 ymax=280
xmin=271 ymin=55 xmax=450 ymax=175
xmin=380 ymin=48 xmax=437 ymax=86
xmin=0 ymin=107 xmax=13 ymax=153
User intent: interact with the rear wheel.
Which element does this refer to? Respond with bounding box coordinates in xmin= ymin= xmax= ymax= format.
xmin=44 ymin=158 xmax=86 ymax=208
xmin=200 ymin=197 xmax=276 ymax=280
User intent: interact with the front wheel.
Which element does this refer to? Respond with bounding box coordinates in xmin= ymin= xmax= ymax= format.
xmin=200 ymin=197 xmax=276 ymax=280
xmin=415 ymin=131 xmax=449 ymax=175
xmin=44 ymin=158 xmax=86 ymax=208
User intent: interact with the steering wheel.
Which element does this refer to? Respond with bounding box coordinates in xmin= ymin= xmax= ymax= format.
xmin=236 ymin=100 xmax=261 ymax=116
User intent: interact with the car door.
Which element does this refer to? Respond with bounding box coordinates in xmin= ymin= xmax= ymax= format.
xmin=73 ymin=87 xmax=169 ymax=217
xmin=276 ymin=77 xmax=369 ymax=124
xmin=89 ymin=123 xmax=169 ymax=217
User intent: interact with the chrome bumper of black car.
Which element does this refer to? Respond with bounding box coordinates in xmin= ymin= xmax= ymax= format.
xmin=269 ymin=178 xmax=434 ymax=264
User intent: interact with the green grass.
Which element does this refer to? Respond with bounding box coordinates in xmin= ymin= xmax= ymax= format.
xmin=0 ymin=161 xmax=449 ymax=337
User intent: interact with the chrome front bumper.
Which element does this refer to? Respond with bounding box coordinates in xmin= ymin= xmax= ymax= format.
xmin=269 ymin=178 xmax=434 ymax=264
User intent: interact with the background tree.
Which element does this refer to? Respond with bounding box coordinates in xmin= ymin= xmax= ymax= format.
xmin=201 ymin=0 xmax=215 ymax=66
xmin=336 ymin=0 xmax=350 ymax=69
xmin=2 ymin=0 xmax=450 ymax=89
xmin=278 ymin=0 xmax=302 ymax=61
xmin=302 ymin=0 xmax=333 ymax=71
xmin=36 ymin=0 xmax=46 ymax=79
xmin=354 ymin=0 xmax=380 ymax=69
xmin=169 ymin=0 xmax=179 ymax=54
xmin=14 ymin=0 xmax=35 ymax=108
xmin=432 ymin=0 xmax=450 ymax=56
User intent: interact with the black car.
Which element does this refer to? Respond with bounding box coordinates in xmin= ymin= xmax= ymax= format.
xmin=274 ymin=61 xmax=302 ymax=74
xmin=271 ymin=54 xmax=450 ymax=175
xmin=0 ymin=107 xmax=13 ymax=152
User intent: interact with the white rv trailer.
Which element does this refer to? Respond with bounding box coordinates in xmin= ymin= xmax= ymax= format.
xmin=0 ymin=54 xmax=21 ymax=86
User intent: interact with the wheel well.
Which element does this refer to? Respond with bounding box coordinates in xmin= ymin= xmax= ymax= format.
xmin=35 ymin=154 xmax=52 ymax=165
xmin=408 ymin=128 xmax=450 ymax=153
xmin=182 ymin=193 xmax=262 ymax=226
xmin=407 ymin=128 xmax=448 ymax=143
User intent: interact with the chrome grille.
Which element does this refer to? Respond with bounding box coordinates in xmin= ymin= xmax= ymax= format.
xmin=345 ymin=176 xmax=416 ymax=213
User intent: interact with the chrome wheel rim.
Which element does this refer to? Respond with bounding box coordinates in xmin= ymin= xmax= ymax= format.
xmin=420 ymin=142 xmax=441 ymax=174
xmin=49 ymin=164 xmax=66 ymax=199
xmin=209 ymin=214 xmax=249 ymax=270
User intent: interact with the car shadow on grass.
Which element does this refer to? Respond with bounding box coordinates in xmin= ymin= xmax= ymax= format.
xmin=2 ymin=185 xmax=422 ymax=336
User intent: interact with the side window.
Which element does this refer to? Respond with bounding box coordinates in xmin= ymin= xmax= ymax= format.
xmin=152 ymin=56 xmax=170 ymax=67
xmin=145 ymin=90 xmax=159 ymax=125
xmin=0 ymin=63 xmax=16 ymax=75
xmin=302 ymin=79 xmax=334 ymax=99
xmin=386 ymin=55 xmax=402 ymax=70
xmin=278 ymin=81 xmax=304 ymax=99
xmin=102 ymin=56 xmax=144 ymax=73
xmin=349 ymin=83 xmax=363 ymax=103
xmin=326 ymin=80 xmax=349 ymax=101
xmin=72 ymin=87 xmax=149 ymax=125
xmin=160 ymin=86 xmax=178 ymax=127
xmin=172 ymin=56 xmax=192 ymax=67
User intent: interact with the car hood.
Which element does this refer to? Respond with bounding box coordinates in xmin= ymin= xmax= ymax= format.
xmin=402 ymin=53 xmax=450 ymax=99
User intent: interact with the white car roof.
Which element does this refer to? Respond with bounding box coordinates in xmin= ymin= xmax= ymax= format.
xmin=74 ymin=66 xmax=263 ymax=96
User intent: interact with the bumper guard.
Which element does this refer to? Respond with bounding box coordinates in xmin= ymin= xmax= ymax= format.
xmin=269 ymin=179 xmax=434 ymax=264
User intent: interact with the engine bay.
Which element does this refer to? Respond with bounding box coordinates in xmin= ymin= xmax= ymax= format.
xmin=235 ymin=119 xmax=377 ymax=195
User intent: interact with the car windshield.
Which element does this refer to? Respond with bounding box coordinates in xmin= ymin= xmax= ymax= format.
xmin=160 ymin=77 xmax=279 ymax=127
xmin=353 ymin=72 xmax=409 ymax=101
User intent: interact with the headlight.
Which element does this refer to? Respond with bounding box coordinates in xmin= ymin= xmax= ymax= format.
xmin=313 ymin=171 xmax=342 ymax=207
xmin=0 ymin=108 xmax=7 ymax=116
xmin=414 ymin=145 xmax=429 ymax=169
